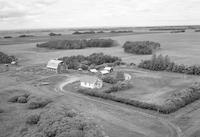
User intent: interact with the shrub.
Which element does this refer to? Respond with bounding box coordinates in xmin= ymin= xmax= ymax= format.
xmin=102 ymin=76 xmax=117 ymax=84
xmin=28 ymin=98 xmax=52 ymax=109
xmin=26 ymin=114 xmax=40 ymax=125
xmin=36 ymin=39 xmax=116 ymax=49
xmin=17 ymin=96 xmax=28 ymax=103
xmin=105 ymin=81 xmax=132 ymax=93
xmin=8 ymin=95 xmax=19 ymax=103
xmin=8 ymin=93 xmax=30 ymax=103
xmin=123 ymin=41 xmax=160 ymax=55
xmin=0 ymin=51 xmax=16 ymax=64
xmin=0 ymin=108 xmax=4 ymax=113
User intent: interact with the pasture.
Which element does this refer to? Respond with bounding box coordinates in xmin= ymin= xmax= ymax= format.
xmin=1 ymin=32 xmax=200 ymax=66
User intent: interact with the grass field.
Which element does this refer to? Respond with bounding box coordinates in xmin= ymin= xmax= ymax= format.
xmin=113 ymin=67 xmax=200 ymax=105
xmin=1 ymin=31 xmax=200 ymax=66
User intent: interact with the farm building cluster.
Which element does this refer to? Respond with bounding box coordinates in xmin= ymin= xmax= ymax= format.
xmin=46 ymin=59 xmax=130 ymax=89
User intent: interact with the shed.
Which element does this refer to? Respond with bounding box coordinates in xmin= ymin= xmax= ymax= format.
xmin=100 ymin=70 xmax=109 ymax=75
xmin=80 ymin=76 xmax=103 ymax=89
xmin=104 ymin=67 xmax=113 ymax=72
xmin=89 ymin=69 xmax=98 ymax=73
xmin=46 ymin=59 xmax=66 ymax=73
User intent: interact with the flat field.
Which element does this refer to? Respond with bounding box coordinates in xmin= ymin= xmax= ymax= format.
xmin=113 ymin=67 xmax=200 ymax=105
xmin=1 ymin=32 xmax=200 ymax=66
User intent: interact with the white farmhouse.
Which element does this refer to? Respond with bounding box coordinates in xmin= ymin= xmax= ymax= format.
xmin=46 ymin=59 xmax=66 ymax=73
xmin=80 ymin=76 xmax=103 ymax=89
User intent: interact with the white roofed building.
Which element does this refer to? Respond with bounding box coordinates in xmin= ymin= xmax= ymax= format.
xmin=89 ymin=69 xmax=98 ymax=73
xmin=100 ymin=70 xmax=109 ymax=75
xmin=104 ymin=67 xmax=113 ymax=72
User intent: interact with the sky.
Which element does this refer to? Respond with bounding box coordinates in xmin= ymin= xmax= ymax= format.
xmin=0 ymin=0 xmax=200 ymax=30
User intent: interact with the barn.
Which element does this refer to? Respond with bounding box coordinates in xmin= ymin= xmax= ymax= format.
xmin=80 ymin=76 xmax=103 ymax=89
xmin=46 ymin=59 xmax=66 ymax=73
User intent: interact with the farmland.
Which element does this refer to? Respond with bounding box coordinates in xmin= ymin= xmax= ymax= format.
xmin=1 ymin=29 xmax=200 ymax=137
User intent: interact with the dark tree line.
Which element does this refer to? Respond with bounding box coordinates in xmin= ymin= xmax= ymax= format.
xmin=36 ymin=39 xmax=116 ymax=49
xmin=123 ymin=41 xmax=161 ymax=55
xmin=138 ymin=54 xmax=200 ymax=75
xmin=59 ymin=53 xmax=121 ymax=70
xmin=0 ymin=51 xmax=16 ymax=64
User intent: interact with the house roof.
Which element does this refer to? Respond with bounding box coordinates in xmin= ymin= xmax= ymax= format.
xmin=46 ymin=59 xmax=63 ymax=69
xmin=100 ymin=70 xmax=109 ymax=74
xmin=104 ymin=67 xmax=112 ymax=71
xmin=89 ymin=69 xmax=98 ymax=73
xmin=80 ymin=76 xmax=101 ymax=84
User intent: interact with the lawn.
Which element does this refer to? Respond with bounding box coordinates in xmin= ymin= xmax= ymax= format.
xmin=112 ymin=67 xmax=200 ymax=105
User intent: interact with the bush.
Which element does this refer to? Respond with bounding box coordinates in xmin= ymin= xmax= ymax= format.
xmin=28 ymin=97 xmax=52 ymax=109
xmin=17 ymin=96 xmax=28 ymax=103
xmin=0 ymin=108 xmax=4 ymax=113
xmin=105 ymin=81 xmax=132 ymax=93
xmin=26 ymin=114 xmax=40 ymax=125
xmin=138 ymin=54 xmax=200 ymax=76
xmin=8 ymin=93 xmax=30 ymax=103
xmin=0 ymin=51 xmax=16 ymax=64
xmin=36 ymin=39 xmax=116 ymax=49
xmin=123 ymin=41 xmax=160 ymax=55
xmin=102 ymin=76 xmax=117 ymax=84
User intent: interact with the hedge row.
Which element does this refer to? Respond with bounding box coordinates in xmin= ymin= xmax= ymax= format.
xmin=77 ymin=82 xmax=200 ymax=114
xmin=123 ymin=41 xmax=161 ymax=55
xmin=36 ymin=39 xmax=116 ymax=49
xmin=138 ymin=54 xmax=200 ymax=75
xmin=104 ymin=81 xmax=132 ymax=93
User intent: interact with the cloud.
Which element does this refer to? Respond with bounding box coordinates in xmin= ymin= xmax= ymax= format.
xmin=0 ymin=0 xmax=200 ymax=30
xmin=0 ymin=0 xmax=58 ymax=20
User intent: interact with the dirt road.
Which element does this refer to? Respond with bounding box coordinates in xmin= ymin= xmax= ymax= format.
xmin=56 ymin=76 xmax=183 ymax=137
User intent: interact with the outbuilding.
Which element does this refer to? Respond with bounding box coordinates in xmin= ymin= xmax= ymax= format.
xmin=80 ymin=76 xmax=103 ymax=89
xmin=104 ymin=67 xmax=113 ymax=72
xmin=46 ymin=59 xmax=66 ymax=73
xmin=89 ymin=69 xmax=98 ymax=73
xmin=100 ymin=70 xmax=109 ymax=75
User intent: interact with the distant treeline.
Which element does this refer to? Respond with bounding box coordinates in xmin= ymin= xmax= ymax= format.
xmin=138 ymin=54 xmax=200 ymax=75
xmin=110 ymin=30 xmax=133 ymax=33
xmin=18 ymin=35 xmax=35 ymax=38
xmin=195 ymin=30 xmax=200 ymax=32
xmin=170 ymin=30 xmax=185 ymax=33
xmin=48 ymin=32 xmax=62 ymax=36
xmin=72 ymin=31 xmax=96 ymax=35
xmin=59 ymin=53 xmax=121 ymax=70
xmin=0 ymin=51 xmax=16 ymax=64
xmin=123 ymin=41 xmax=161 ymax=55
xmin=36 ymin=39 xmax=116 ymax=49
xmin=149 ymin=28 xmax=186 ymax=31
